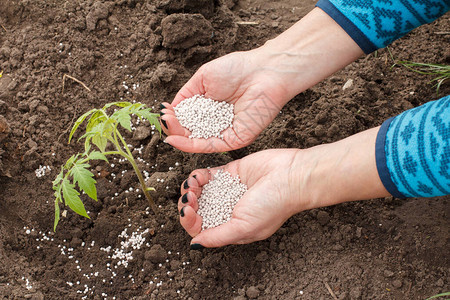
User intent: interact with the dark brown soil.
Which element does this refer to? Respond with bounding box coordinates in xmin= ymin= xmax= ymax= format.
xmin=0 ymin=0 xmax=449 ymax=299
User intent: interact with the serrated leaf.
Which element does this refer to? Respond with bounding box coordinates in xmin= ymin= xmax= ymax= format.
xmin=70 ymin=162 xmax=97 ymax=201
xmin=129 ymin=103 xmax=146 ymax=114
xmin=92 ymin=134 xmax=108 ymax=152
xmin=61 ymin=179 xmax=90 ymax=219
xmin=101 ymin=118 xmax=116 ymax=139
xmin=86 ymin=110 xmax=107 ymax=133
xmin=103 ymin=102 xmax=132 ymax=109
xmin=111 ymin=108 xmax=132 ymax=131
xmin=136 ymin=109 xmax=161 ymax=134
xmin=88 ymin=151 xmax=108 ymax=162
xmin=54 ymin=200 xmax=61 ymax=231
xmin=69 ymin=109 xmax=98 ymax=143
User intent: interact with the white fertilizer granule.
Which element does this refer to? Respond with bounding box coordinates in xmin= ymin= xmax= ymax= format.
xmin=174 ymin=94 xmax=234 ymax=139
xmin=197 ymin=169 xmax=248 ymax=230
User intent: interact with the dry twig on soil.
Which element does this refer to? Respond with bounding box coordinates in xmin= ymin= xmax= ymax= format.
xmin=236 ymin=21 xmax=259 ymax=25
xmin=62 ymin=74 xmax=91 ymax=93
xmin=0 ymin=23 xmax=7 ymax=32
xmin=324 ymin=281 xmax=338 ymax=300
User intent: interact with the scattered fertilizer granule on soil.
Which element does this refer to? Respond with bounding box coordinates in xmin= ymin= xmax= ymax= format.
xmin=174 ymin=94 xmax=234 ymax=139
xmin=197 ymin=169 xmax=247 ymax=230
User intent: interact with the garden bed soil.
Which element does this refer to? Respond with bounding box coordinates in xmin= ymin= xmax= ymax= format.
xmin=0 ymin=0 xmax=449 ymax=299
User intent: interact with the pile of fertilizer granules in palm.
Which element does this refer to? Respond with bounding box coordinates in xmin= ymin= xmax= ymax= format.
xmin=197 ymin=169 xmax=248 ymax=230
xmin=174 ymin=94 xmax=234 ymax=139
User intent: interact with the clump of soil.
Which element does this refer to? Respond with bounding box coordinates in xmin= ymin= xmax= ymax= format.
xmin=0 ymin=0 xmax=448 ymax=299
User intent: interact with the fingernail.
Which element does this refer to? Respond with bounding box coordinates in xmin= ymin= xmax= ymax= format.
xmin=181 ymin=193 xmax=188 ymax=204
xmin=160 ymin=111 xmax=165 ymax=117
xmin=180 ymin=206 xmax=185 ymax=217
xmin=160 ymin=103 xmax=166 ymax=110
xmin=161 ymin=119 xmax=168 ymax=130
xmin=183 ymin=179 xmax=189 ymax=189
xmin=190 ymin=243 xmax=204 ymax=250
xmin=193 ymin=175 xmax=197 ymax=179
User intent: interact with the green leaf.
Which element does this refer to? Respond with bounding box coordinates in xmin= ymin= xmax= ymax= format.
xmin=88 ymin=151 xmax=108 ymax=162
xmin=101 ymin=118 xmax=116 ymax=139
xmin=92 ymin=134 xmax=108 ymax=152
xmin=128 ymin=103 xmax=146 ymax=114
xmin=112 ymin=108 xmax=132 ymax=131
xmin=54 ymin=200 xmax=61 ymax=231
xmin=103 ymin=102 xmax=132 ymax=109
xmin=61 ymin=179 xmax=90 ymax=219
xmin=69 ymin=109 xmax=98 ymax=143
xmin=86 ymin=110 xmax=107 ymax=134
xmin=70 ymin=162 xmax=97 ymax=201
xmin=136 ymin=109 xmax=161 ymax=134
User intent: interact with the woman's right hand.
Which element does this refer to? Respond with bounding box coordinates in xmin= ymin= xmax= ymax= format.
xmin=177 ymin=128 xmax=390 ymax=248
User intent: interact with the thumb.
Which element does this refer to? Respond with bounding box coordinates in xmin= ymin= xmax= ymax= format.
xmin=190 ymin=218 xmax=251 ymax=248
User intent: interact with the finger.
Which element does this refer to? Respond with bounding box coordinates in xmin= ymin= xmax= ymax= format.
xmin=178 ymin=191 xmax=199 ymax=211
xmin=165 ymin=135 xmax=232 ymax=153
xmin=181 ymin=178 xmax=204 ymax=200
xmin=160 ymin=102 xmax=175 ymax=116
xmin=180 ymin=205 xmax=203 ymax=237
xmin=160 ymin=114 xmax=191 ymax=137
xmin=190 ymin=218 xmax=252 ymax=248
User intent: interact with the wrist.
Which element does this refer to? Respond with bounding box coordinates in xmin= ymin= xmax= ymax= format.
xmin=250 ymin=7 xmax=363 ymax=101
xmin=291 ymin=127 xmax=390 ymax=214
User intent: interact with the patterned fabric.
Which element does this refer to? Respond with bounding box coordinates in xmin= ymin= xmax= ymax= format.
xmin=316 ymin=0 xmax=450 ymax=53
xmin=376 ymin=96 xmax=450 ymax=198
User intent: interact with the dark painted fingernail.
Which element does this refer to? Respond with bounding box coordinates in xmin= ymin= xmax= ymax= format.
xmin=190 ymin=243 xmax=204 ymax=250
xmin=193 ymin=175 xmax=197 ymax=179
xmin=160 ymin=111 xmax=165 ymax=117
xmin=161 ymin=119 xmax=168 ymax=130
xmin=160 ymin=103 xmax=166 ymax=110
xmin=183 ymin=179 xmax=189 ymax=189
xmin=181 ymin=193 xmax=188 ymax=204
xmin=180 ymin=206 xmax=185 ymax=217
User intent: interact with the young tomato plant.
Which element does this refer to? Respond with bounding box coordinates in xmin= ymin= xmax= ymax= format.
xmin=52 ymin=102 xmax=161 ymax=230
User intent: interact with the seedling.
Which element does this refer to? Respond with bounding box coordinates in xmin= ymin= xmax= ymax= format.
xmin=53 ymin=102 xmax=161 ymax=230
xmin=426 ymin=292 xmax=450 ymax=300
xmin=396 ymin=61 xmax=449 ymax=95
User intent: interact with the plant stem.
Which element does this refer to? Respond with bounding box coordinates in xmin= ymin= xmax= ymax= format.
xmin=115 ymin=130 xmax=158 ymax=214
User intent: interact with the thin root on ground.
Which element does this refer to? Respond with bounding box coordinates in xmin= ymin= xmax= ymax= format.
xmin=62 ymin=74 xmax=91 ymax=93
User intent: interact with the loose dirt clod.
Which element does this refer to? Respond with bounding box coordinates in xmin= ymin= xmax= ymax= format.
xmin=197 ymin=169 xmax=247 ymax=230
xmin=174 ymin=95 xmax=234 ymax=139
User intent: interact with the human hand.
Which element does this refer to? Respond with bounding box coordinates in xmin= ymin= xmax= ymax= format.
xmin=160 ymin=8 xmax=364 ymax=154
xmin=177 ymin=128 xmax=390 ymax=248
xmin=178 ymin=149 xmax=311 ymax=247
xmin=160 ymin=50 xmax=289 ymax=153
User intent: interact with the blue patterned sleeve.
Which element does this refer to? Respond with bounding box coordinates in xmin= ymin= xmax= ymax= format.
xmin=375 ymin=96 xmax=450 ymax=198
xmin=316 ymin=0 xmax=450 ymax=54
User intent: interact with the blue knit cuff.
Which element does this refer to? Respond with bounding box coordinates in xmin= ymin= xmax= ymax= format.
xmin=376 ymin=117 xmax=406 ymax=198
xmin=376 ymin=96 xmax=450 ymax=198
xmin=316 ymin=0 xmax=450 ymax=54
xmin=316 ymin=0 xmax=377 ymax=54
